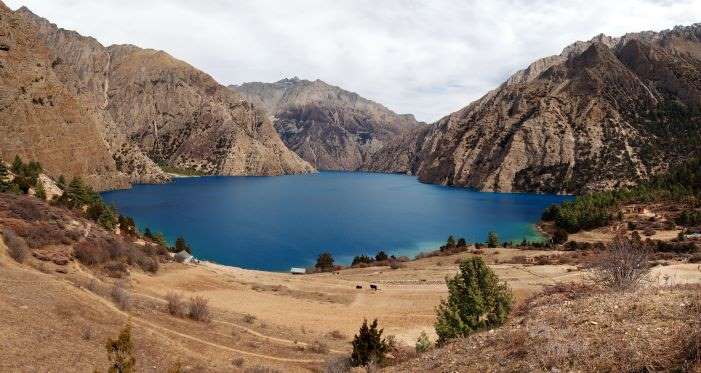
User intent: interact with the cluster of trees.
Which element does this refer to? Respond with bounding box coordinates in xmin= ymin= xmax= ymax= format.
xmin=1 ymin=156 xmax=195 ymax=257
xmin=543 ymin=157 xmax=701 ymax=233
xmin=440 ymin=235 xmax=467 ymax=252
xmin=57 ymin=176 xmax=119 ymax=230
xmin=0 ymin=155 xmax=44 ymax=197
xmin=677 ymin=210 xmax=701 ymax=226
xmin=351 ymin=251 xmax=391 ymax=266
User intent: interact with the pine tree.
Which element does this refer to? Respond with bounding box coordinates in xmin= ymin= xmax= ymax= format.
xmin=434 ymin=257 xmax=512 ymax=344
xmin=118 ymin=216 xmax=137 ymax=236
xmin=350 ymin=319 xmax=389 ymax=367
xmin=315 ymin=252 xmax=334 ymax=272
xmin=34 ymin=181 xmax=46 ymax=200
xmin=105 ymin=323 xmax=136 ymax=373
xmin=152 ymin=232 xmax=166 ymax=247
xmin=11 ymin=155 xmax=22 ymax=174
xmin=174 ymin=236 xmax=191 ymax=254
xmin=446 ymin=235 xmax=456 ymax=247
xmin=457 ymin=238 xmax=467 ymax=247
xmin=487 ymin=231 xmax=499 ymax=248
xmin=375 ymin=251 xmax=388 ymax=262
xmin=0 ymin=159 xmax=9 ymax=192
xmin=143 ymin=228 xmax=153 ymax=240
xmin=57 ymin=175 xmax=66 ymax=190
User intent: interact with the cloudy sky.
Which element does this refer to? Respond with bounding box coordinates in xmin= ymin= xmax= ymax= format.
xmin=6 ymin=1 xmax=699 ymax=122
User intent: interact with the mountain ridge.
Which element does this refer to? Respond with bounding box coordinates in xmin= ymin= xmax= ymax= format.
xmin=2 ymin=4 xmax=314 ymax=190
xmin=366 ymin=23 xmax=701 ymax=194
xmin=230 ymin=77 xmax=425 ymax=171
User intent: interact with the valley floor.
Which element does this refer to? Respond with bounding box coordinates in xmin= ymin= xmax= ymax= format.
xmin=2 ymin=233 xmax=699 ymax=372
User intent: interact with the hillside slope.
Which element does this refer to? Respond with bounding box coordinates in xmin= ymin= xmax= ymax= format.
xmin=0 ymin=3 xmax=127 ymax=190
xmin=388 ymin=284 xmax=700 ymax=372
xmin=230 ymin=78 xmax=423 ymax=170
xmin=3 ymin=5 xmax=313 ymax=190
xmin=369 ymin=25 xmax=701 ymax=194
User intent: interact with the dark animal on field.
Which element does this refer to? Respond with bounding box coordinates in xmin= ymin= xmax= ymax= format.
xmin=370 ymin=284 xmax=378 ymax=291
xmin=356 ymin=285 xmax=363 ymax=289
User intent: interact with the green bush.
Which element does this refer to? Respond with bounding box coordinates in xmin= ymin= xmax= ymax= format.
xmin=350 ymin=319 xmax=389 ymax=367
xmin=415 ymin=331 xmax=431 ymax=353
xmin=434 ymin=257 xmax=512 ymax=344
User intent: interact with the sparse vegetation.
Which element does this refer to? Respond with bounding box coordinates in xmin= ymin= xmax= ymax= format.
xmin=592 ymin=235 xmax=651 ymax=291
xmin=350 ymin=319 xmax=389 ymax=367
xmin=415 ymin=331 xmax=431 ymax=354
xmin=165 ymin=292 xmax=187 ymax=317
xmin=309 ymin=340 xmax=329 ymax=354
xmin=188 ymin=296 xmax=211 ymax=322
xmin=104 ymin=323 xmax=135 ymax=373
xmin=232 ymin=357 xmax=245 ymax=367
xmin=111 ymin=282 xmax=131 ymax=311
xmin=552 ymin=228 xmax=568 ymax=244
xmin=434 ymin=257 xmax=512 ymax=344
xmin=243 ymin=313 xmax=257 ymax=324
xmin=328 ymin=329 xmax=346 ymax=340
xmin=325 ymin=357 xmax=352 ymax=373
xmin=2 ymin=228 xmax=28 ymax=263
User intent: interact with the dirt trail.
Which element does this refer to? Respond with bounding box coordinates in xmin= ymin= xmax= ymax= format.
xmin=131 ymin=290 xmax=348 ymax=354
xmin=79 ymin=287 xmax=328 ymax=364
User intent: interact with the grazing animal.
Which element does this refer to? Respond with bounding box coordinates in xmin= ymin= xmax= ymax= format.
xmin=370 ymin=284 xmax=378 ymax=291
xmin=356 ymin=285 xmax=363 ymax=289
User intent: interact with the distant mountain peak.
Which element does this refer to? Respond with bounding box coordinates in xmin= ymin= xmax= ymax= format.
xmin=230 ymin=78 xmax=423 ymax=171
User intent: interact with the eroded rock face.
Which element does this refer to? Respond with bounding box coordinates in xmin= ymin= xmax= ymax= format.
xmin=230 ymin=78 xmax=423 ymax=170
xmin=5 ymin=5 xmax=313 ymax=190
xmin=0 ymin=4 xmax=128 ymax=190
xmin=374 ymin=24 xmax=701 ymax=194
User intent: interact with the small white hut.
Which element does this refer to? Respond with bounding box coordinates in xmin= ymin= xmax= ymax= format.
xmin=174 ymin=250 xmax=194 ymax=263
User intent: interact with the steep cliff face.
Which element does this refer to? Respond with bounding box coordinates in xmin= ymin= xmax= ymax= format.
xmin=0 ymin=3 xmax=127 ymax=190
xmin=378 ymin=24 xmax=701 ymax=194
xmin=10 ymin=6 xmax=313 ymax=187
xmin=230 ymin=78 xmax=423 ymax=170
xmin=17 ymin=7 xmax=168 ymax=185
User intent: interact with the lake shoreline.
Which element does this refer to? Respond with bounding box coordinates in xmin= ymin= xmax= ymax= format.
xmin=103 ymin=172 xmax=573 ymax=271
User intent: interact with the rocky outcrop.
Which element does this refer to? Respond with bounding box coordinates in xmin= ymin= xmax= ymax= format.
xmin=0 ymin=3 xmax=128 ymax=190
xmin=375 ymin=24 xmax=701 ymax=194
xmin=4 ymin=5 xmax=313 ymax=190
xmin=230 ymin=78 xmax=423 ymax=170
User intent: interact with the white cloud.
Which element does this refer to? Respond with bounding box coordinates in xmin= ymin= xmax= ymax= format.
xmin=6 ymin=0 xmax=700 ymax=122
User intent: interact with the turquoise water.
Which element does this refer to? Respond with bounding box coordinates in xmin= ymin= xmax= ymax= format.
xmin=101 ymin=172 xmax=572 ymax=271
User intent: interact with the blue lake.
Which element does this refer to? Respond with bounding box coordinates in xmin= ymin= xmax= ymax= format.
xmin=101 ymin=172 xmax=572 ymax=271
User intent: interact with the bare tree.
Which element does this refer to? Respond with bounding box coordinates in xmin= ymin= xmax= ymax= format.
xmin=592 ymin=235 xmax=650 ymax=291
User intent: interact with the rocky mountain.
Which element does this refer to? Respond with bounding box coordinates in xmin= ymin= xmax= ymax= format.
xmin=0 ymin=3 xmax=127 ymax=190
xmin=369 ymin=24 xmax=701 ymax=194
xmin=230 ymin=78 xmax=423 ymax=170
xmin=1 ymin=4 xmax=313 ymax=190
